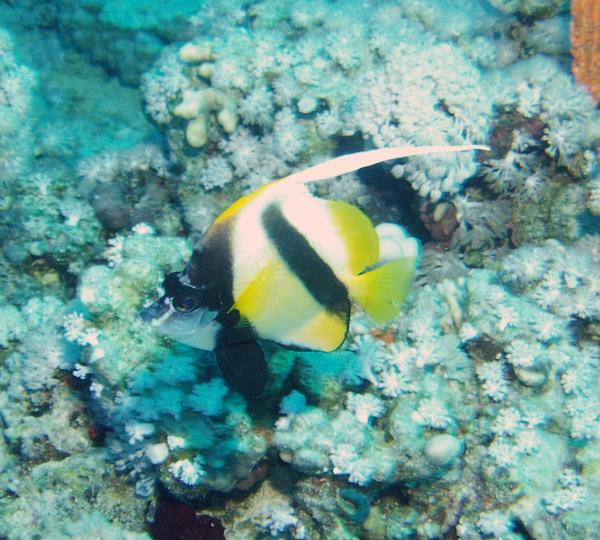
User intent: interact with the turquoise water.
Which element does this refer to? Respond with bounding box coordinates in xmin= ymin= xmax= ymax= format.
xmin=0 ymin=1 xmax=599 ymax=538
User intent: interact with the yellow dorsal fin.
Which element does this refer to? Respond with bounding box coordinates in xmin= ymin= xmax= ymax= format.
xmin=349 ymin=257 xmax=419 ymax=324
xmin=213 ymin=182 xmax=273 ymax=225
xmin=325 ymin=200 xmax=379 ymax=274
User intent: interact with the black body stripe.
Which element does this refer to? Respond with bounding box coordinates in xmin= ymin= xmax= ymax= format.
xmin=186 ymin=221 xmax=235 ymax=312
xmin=261 ymin=203 xmax=349 ymax=315
xmin=186 ymin=220 xmax=257 ymax=348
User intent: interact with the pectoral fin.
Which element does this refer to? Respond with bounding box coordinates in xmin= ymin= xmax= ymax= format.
xmin=215 ymin=341 xmax=268 ymax=398
xmin=349 ymin=257 xmax=418 ymax=324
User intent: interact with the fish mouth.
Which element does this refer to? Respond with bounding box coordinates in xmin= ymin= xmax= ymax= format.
xmin=139 ymin=296 xmax=171 ymax=324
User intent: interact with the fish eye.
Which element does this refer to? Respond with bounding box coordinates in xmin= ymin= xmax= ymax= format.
xmin=173 ymin=291 xmax=200 ymax=312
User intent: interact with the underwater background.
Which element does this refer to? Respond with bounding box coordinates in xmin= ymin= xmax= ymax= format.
xmin=0 ymin=0 xmax=599 ymax=538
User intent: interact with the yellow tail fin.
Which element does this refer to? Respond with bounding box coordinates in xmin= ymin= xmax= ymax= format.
xmin=349 ymin=257 xmax=418 ymax=324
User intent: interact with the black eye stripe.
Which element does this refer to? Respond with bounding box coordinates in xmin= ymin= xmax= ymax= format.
xmin=163 ymin=272 xmax=182 ymax=295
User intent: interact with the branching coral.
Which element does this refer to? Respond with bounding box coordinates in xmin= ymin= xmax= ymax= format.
xmin=356 ymin=41 xmax=491 ymax=201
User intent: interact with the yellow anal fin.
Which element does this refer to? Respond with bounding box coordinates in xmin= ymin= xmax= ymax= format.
xmin=233 ymin=258 xmax=349 ymax=351
xmin=349 ymin=257 xmax=418 ymax=324
xmin=282 ymin=309 xmax=348 ymax=352
xmin=325 ymin=200 xmax=379 ymax=274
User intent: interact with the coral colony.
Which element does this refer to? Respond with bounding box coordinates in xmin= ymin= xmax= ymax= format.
xmin=0 ymin=0 xmax=599 ymax=538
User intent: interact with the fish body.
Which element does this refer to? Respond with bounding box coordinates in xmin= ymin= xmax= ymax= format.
xmin=141 ymin=145 xmax=488 ymax=396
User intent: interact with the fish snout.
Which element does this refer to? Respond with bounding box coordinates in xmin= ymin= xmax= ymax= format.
xmin=139 ymin=296 xmax=170 ymax=324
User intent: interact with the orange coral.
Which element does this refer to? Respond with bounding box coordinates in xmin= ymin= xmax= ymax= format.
xmin=570 ymin=0 xmax=600 ymax=102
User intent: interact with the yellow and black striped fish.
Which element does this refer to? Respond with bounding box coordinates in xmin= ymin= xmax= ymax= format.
xmin=140 ymin=145 xmax=487 ymax=396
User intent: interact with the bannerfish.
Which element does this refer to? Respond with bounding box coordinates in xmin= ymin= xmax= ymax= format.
xmin=140 ymin=145 xmax=488 ymax=397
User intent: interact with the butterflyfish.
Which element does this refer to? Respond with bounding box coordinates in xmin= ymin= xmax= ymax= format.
xmin=140 ymin=145 xmax=488 ymax=397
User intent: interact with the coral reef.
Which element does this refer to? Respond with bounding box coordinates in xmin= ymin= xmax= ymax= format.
xmin=55 ymin=0 xmax=203 ymax=85
xmin=0 ymin=0 xmax=599 ymax=538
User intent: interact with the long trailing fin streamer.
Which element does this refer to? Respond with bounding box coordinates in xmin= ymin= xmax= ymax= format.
xmin=281 ymin=144 xmax=490 ymax=186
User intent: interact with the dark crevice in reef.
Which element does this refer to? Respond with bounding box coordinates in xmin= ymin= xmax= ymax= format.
xmin=335 ymin=134 xmax=431 ymax=245
xmin=149 ymin=486 xmax=225 ymax=540
xmin=357 ymin=161 xmax=430 ymax=243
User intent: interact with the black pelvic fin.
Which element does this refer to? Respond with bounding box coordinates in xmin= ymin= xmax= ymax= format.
xmin=215 ymin=341 xmax=268 ymax=399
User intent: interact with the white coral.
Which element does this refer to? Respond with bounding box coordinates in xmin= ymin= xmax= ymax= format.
xmin=168 ymin=457 xmax=205 ymax=486
xmin=346 ymin=392 xmax=385 ymax=424
xmin=257 ymin=503 xmax=300 ymax=537
xmin=411 ymin=398 xmax=452 ymax=429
